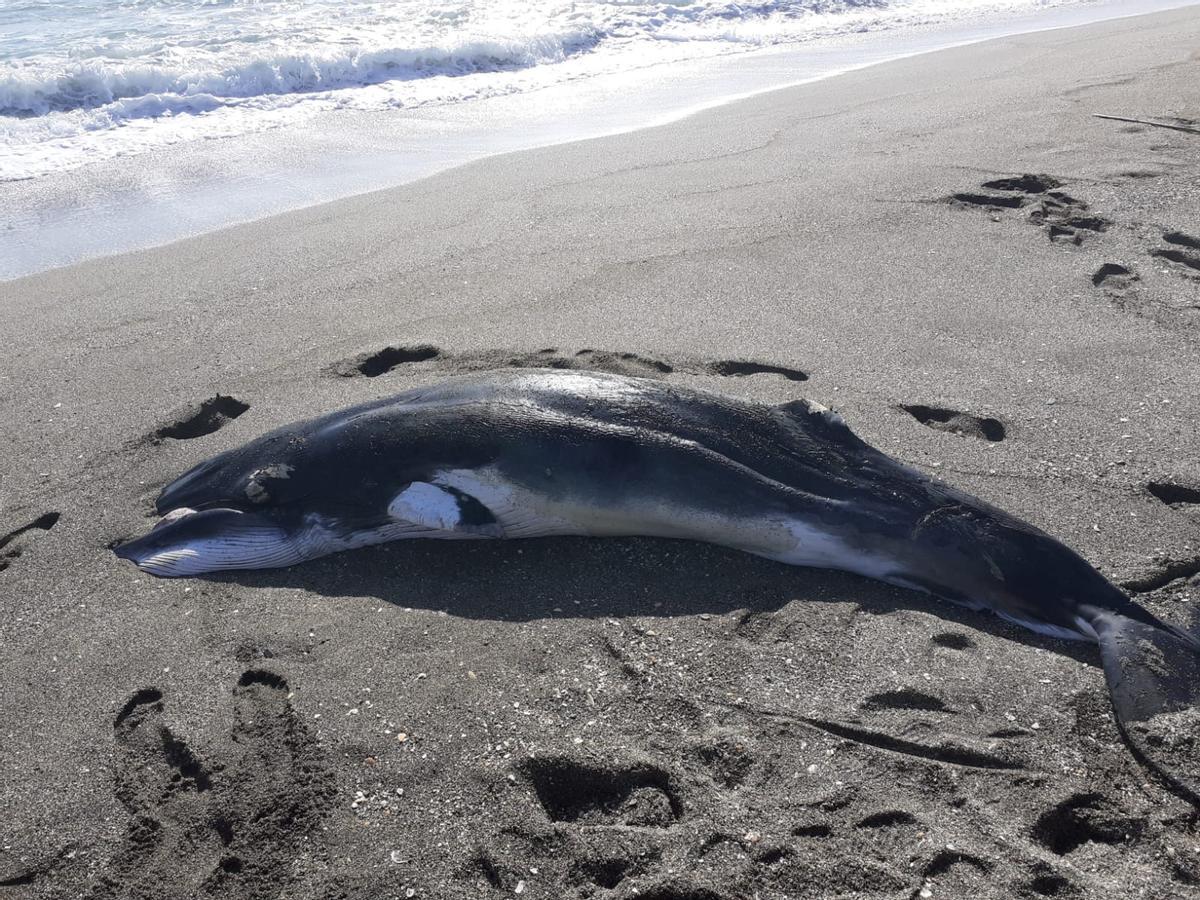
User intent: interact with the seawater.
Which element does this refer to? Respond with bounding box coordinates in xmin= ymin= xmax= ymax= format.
xmin=3 ymin=0 xmax=1096 ymax=180
xmin=1 ymin=0 xmax=1194 ymax=279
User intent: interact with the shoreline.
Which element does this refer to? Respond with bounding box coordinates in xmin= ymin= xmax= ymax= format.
xmin=3 ymin=0 xmax=1195 ymax=282
xmin=2 ymin=6 xmax=1200 ymax=897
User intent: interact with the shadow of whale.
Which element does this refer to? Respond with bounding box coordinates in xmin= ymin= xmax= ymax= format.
xmin=201 ymin=536 xmax=1118 ymax=777
xmin=213 ymin=534 xmax=1098 ymax=668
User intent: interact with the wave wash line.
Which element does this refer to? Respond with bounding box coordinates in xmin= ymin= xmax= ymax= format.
xmin=2 ymin=0 xmax=1087 ymax=180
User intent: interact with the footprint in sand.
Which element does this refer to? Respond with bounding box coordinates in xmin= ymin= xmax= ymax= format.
xmin=1150 ymin=230 xmax=1200 ymax=277
xmin=326 ymin=343 xmax=809 ymax=383
xmin=945 ymin=171 xmax=1062 ymax=211
xmin=0 ymin=512 xmax=60 ymax=573
xmin=466 ymin=753 xmax=693 ymax=895
xmin=1146 ymin=481 xmax=1200 ymax=509
xmin=944 ymin=175 xmax=1112 ymax=245
xmin=328 ymin=343 xmax=441 ymax=377
xmin=1030 ymin=792 xmax=1143 ymax=857
xmin=861 ymin=689 xmax=952 ymax=714
xmin=1021 ymin=868 xmax=1080 ymax=898
xmin=521 ymin=755 xmax=682 ymax=828
xmin=1092 ymin=263 xmax=1139 ymax=298
xmin=931 ymin=631 xmax=976 ymax=650
xmin=1029 ymin=192 xmax=1112 ymax=245
xmin=90 ymin=671 xmax=334 ymax=900
xmin=143 ymin=395 xmax=250 ymax=445
xmin=900 ymin=404 xmax=1006 ymax=442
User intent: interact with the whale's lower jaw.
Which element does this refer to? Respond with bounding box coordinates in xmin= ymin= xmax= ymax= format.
xmin=116 ymin=507 xmax=484 ymax=578
xmin=115 ymin=508 xmax=312 ymax=576
xmin=126 ymin=537 xmax=309 ymax=577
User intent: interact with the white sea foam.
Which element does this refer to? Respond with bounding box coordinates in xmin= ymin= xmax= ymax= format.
xmin=1 ymin=0 xmax=1089 ymax=180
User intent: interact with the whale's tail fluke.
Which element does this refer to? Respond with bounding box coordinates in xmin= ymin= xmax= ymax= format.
xmin=1092 ymin=610 xmax=1200 ymax=803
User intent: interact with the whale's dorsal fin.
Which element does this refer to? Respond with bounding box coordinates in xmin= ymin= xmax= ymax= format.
xmin=777 ymin=398 xmax=828 ymax=416
xmin=387 ymin=482 xmax=501 ymax=536
xmin=776 ymin=399 xmax=857 ymax=437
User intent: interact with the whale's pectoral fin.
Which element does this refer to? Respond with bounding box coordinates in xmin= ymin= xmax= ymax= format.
xmin=387 ymin=482 xmax=502 ymax=537
xmin=1094 ymin=611 xmax=1200 ymax=805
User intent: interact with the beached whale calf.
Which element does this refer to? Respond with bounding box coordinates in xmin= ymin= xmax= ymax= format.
xmin=116 ymin=369 xmax=1200 ymax=799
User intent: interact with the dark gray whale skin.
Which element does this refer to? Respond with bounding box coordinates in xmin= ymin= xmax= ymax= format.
xmin=116 ymin=369 xmax=1200 ymax=802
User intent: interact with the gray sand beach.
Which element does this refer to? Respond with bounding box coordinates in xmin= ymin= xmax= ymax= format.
xmin=2 ymin=6 xmax=1200 ymax=898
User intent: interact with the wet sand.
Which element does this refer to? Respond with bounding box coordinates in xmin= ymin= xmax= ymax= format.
xmin=2 ymin=6 xmax=1200 ymax=898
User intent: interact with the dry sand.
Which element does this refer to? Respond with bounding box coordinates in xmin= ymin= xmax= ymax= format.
xmin=3 ymin=7 xmax=1200 ymax=898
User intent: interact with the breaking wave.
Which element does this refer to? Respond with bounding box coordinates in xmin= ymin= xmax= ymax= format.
xmin=0 ymin=0 xmax=1086 ymax=179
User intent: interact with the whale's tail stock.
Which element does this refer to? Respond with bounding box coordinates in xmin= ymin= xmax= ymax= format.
xmin=1088 ymin=607 xmax=1200 ymax=803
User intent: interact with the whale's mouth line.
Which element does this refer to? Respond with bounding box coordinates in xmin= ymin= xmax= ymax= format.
xmin=156 ymin=496 xmax=257 ymax=518
xmin=149 ymin=504 xmax=264 ymax=534
xmin=152 ymin=505 xmax=207 ymax=529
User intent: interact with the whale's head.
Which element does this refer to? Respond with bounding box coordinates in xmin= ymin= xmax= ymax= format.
xmin=115 ymin=425 xmax=386 ymax=577
xmin=152 ymin=427 xmax=322 ymax=517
